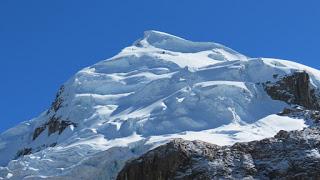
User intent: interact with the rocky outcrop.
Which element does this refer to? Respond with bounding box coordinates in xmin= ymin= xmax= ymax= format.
xmin=15 ymin=148 xmax=32 ymax=159
xmin=278 ymin=107 xmax=320 ymax=124
xmin=265 ymin=71 xmax=320 ymax=110
xmin=32 ymin=117 xmax=76 ymax=140
xmin=32 ymin=124 xmax=47 ymax=140
xmin=49 ymin=85 xmax=65 ymax=113
xmin=47 ymin=117 xmax=76 ymax=136
xmin=15 ymin=143 xmax=57 ymax=159
xmin=118 ymin=127 xmax=320 ymax=180
xmin=32 ymin=85 xmax=77 ymax=140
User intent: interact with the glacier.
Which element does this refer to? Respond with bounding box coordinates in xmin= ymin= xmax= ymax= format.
xmin=1 ymin=30 xmax=320 ymax=179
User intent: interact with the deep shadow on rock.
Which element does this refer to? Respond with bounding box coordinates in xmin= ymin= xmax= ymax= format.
xmin=265 ymin=71 xmax=320 ymax=110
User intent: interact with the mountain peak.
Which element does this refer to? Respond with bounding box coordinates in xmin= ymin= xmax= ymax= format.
xmin=138 ymin=30 xmax=221 ymax=53
xmin=125 ymin=30 xmax=248 ymax=69
xmin=143 ymin=30 xmax=186 ymax=43
xmin=2 ymin=31 xmax=320 ymax=179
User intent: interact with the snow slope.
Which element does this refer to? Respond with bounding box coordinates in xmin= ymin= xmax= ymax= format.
xmin=0 ymin=30 xmax=319 ymax=179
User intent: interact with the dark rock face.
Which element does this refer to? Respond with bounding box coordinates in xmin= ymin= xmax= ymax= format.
xmin=265 ymin=71 xmax=320 ymax=110
xmin=118 ymin=127 xmax=320 ymax=180
xmin=15 ymin=148 xmax=32 ymax=159
xmin=47 ymin=117 xmax=76 ymax=136
xmin=32 ymin=117 xmax=76 ymax=140
xmin=118 ymin=139 xmax=219 ymax=180
xmin=33 ymin=125 xmax=47 ymax=140
xmin=49 ymin=85 xmax=65 ymax=113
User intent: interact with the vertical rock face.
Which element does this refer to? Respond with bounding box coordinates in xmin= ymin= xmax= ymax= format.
xmin=117 ymin=139 xmax=219 ymax=180
xmin=117 ymin=128 xmax=320 ymax=180
xmin=117 ymin=139 xmax=218 ymax=180
xmin=265 ymin=71 xmax=320 ymax=110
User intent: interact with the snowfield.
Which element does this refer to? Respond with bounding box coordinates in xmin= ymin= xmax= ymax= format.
xmin=0 ymin=30 xmax=319 ymax=179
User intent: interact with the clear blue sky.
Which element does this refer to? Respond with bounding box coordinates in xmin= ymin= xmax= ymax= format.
xmin=1 ymin=0 xmax=319 ymax=132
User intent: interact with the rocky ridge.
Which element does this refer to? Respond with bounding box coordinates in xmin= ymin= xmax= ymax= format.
xmin=264 ymin=71 xmax=320 ymax=110
xmin=118 ymin=127 xmax=320 ymax=180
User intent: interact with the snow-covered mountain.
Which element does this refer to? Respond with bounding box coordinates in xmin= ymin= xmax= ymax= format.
xmin=1 ymin=31 xmax=320 ymax=179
